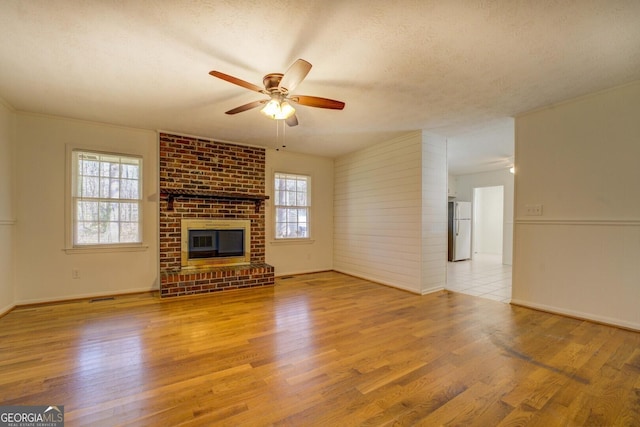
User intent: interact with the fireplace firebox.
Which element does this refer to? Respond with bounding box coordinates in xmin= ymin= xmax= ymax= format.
xmin=181 ymin=219 xmax=251 ymax=268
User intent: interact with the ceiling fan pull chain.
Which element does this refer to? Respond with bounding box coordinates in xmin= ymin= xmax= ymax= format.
xmin=282 ymin=120 xmax=286 ymax=150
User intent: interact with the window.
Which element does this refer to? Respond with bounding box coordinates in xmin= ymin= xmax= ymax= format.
xmin=71 ymin=150 xmax=142 ymax=246
xmin=274 ymin=173 xmax=310 ymax=239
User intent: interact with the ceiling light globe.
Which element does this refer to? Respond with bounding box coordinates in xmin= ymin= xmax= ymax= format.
xmin=260 ymin=99 xmax=281 ymax=118
xmin=279 ymin=101 xmax=295 ymax=119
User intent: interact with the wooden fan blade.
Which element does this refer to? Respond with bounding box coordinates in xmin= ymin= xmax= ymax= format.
xmin=290 ymin=95 xmax=345 ymax=110
xmin=225 ymin=100 xmax=267 ymax=115
xmin=278 ymin=59 xmax=312 ymax=93
xmin=209 ymin=70 xmax=265 ymax=93
xmin=285 ymin=114 xmax=299 ymax=127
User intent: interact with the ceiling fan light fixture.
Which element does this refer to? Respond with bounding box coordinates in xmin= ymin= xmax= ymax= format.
xmin=210 ymin=59 xmax=343 ymax=127
xmin=260 ymin=98 xmax=296 ymax=120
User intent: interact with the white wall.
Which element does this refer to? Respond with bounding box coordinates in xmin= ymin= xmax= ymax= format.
xmin=14 ymin=113 xmax=159 ymax=303
xmin=334 ymin=131 xmax=447 ymax=294
xmin=0 ymin=101 xmax=15 ymax=314
xmin=447 ymin=173 xmax=457 ymax=198
xmin=421 ymin=132 xmax=447 ymax=293
xmin=473 ymin=186 xmax=504 ymax=255
xmin=265 ymin=149 xmax=334 ymax=276
xmin=513 ymin=80 xmax=640 ymax=330
xmin=454 ymin=169 xmax=514 ymax=264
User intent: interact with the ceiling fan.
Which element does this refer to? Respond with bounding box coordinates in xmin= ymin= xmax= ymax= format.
xmin=209 ymin=59 xmax=345 ymax=127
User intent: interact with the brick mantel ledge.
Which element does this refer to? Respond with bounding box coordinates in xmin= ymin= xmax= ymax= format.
xmin=160 ymin=188 xmax=269 ymax=211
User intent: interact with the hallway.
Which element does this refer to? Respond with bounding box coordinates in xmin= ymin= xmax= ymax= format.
xmin=446 ymin=254 xmax=511 ymax=303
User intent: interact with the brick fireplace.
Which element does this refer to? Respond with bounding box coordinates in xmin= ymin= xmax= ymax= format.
xmin=159 ymin=132 xmax=274 ymax=297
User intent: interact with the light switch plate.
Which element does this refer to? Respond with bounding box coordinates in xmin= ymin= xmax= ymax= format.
xmin=525 ymin=204 xmax=543 ymax=216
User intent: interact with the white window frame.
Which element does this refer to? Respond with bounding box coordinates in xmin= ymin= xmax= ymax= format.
xmin=66 ymin=148 xmax=144 ymax=251
xmin=273 ymin=172 xmax=311 ymax=241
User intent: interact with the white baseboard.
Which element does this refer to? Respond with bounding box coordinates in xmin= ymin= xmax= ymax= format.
xmin=510 ymin=298 xmax=640 ymax=332
xmin=0 ymin=303 xmax=15 ymax=318
xmin=15 ymin=286 xmax=157 ymax=306
xmin=333 ymin=268 xmax=422 ymax=295
xmin=421 ymin=286 xmax=445 ymax=296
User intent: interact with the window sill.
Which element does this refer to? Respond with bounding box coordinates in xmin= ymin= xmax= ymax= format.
xmin=64 ymin=244 xmax=149 ymax=255
xmin=270 ymin=239 xmax=315 ymax=246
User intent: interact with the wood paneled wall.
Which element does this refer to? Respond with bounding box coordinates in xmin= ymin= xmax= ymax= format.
xmin=334 ymin=131 xmax=447 ymax=294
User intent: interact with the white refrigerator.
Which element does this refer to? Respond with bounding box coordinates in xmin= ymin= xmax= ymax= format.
xmin=448 ymin=201 xmax=471 ymax=261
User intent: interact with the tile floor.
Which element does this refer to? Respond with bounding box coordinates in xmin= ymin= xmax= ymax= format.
xmin=446 ymin=253 xmax=512 ymax=303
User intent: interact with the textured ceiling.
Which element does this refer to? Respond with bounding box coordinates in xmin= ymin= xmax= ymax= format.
xmin=1 ymin=1 xmax=639 ymax=174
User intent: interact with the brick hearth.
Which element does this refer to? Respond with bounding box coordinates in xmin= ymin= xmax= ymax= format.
xmin=159 ymin=132 xmax=274 ymax=297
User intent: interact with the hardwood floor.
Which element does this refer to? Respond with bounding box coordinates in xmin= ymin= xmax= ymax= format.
xmin=1 ymin=271 xmax=639 ymax=426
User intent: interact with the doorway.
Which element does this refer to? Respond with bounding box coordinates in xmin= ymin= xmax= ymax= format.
xmin=445 ymin=184 xmax=511 ymax=303
xmin=472 ymin=186 xmax=504 ymax=257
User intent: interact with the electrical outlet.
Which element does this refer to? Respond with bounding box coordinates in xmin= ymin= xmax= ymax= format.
xmin=72 ymin=269 xmax=80 ymax=279
xmin=525 ymin=204 xmax=543 ymax=216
